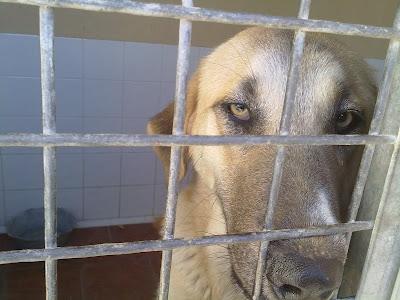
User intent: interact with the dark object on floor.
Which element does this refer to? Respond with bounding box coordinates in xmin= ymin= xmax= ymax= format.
xmin=5 ymin=208 xmax=76 ymax=249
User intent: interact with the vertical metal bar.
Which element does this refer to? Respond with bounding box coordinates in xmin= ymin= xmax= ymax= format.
xmin=391 ymin=268 xmax=400 ymax=300
xmin=252 ymin=1 xmax=311 ymax=299
xmin=356 ymin=126 xmax=400 ymax=300
xmin=158 ymin=1 xmax=192 ymax=299
xmin=335 ymin=6 xmax=400 ymax=300
xmin=347 ymin=8 xmax=400 ymax=223
xmin=40 ymin=6 xmax=57 ymax=300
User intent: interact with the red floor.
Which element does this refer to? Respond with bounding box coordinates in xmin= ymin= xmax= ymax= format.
xmin=0 ymin=223 xmax=161 ymax=300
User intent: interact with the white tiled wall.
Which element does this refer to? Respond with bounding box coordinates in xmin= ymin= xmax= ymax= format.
xmin=0 ymin=33 xmax=212 ymax=231
xmin=0 ymin=33 xmax=384 ymax=232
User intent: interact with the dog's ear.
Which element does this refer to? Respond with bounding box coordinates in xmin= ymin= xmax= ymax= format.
xmin=147 ymin=73 xmax=199 ymax=182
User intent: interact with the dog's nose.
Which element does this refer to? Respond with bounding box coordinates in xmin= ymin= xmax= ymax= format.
xmin=267 ymin=254 xmax=340 ymax=300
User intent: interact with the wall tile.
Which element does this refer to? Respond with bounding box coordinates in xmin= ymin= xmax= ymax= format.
xmin=0 ymin=35 xmax=214 ymax=223
xmin=0 ymin=191 xmax=4 ymax=226
xmin=84 ymin=187 xmax=119 ymax=219
xmin=83 ymin=117 xmax=122 ymax=133
xmin=155 ymin=160 xmax=165 ymax=185
xmin=122 ymin=117 xmax=148 ymax=134
xmin=154 ymin=184 xmax=167 ymax=216
xmin=161 ymin=45 xmax=178 ymax=83
xmin=198 ymin=47 xmax=213 ymax=60
xmin=83 ymin=39 xmax=123 ymax=80
xmin=0 ymin=34 xmax=40 ymax=77
xmin=84 ymin=147 xmax=122 ymax=154
xmin=56 ymin=79 xmax=83 ymax=117
xmin=1 ymin=147 xmax=42 ymax=155
xmin=57 ymin=154 xmax=83 ymax=188
xmin=124 ymin=42 xmax=163 ymax=81
xmin=84 ymin=153 xmax=121 ymax=187
xmin=57 ymin=188 xmax=83 ymax=220
xmin=0 ymin=77 xmax=41 ymax=116
xmin=5 ymin=189 xmax=43 ymax=221
xmin=161 ymin=45 xmax=199 ymax=82
xmin=159 ymin=82 xmax=175 ymax=109
xmin=84 ymin=79 xmax=123 ymax=117
xmin=55 ymin=37 xmax=83 ymax=79
xmin=123 ymin=81 xmax=160 ymax=118
xmin=0 ymin=157 xmax=4 ymax=226
xmin=0 ymin=156 xmax=3 ymax=190
xmin=0 ymin=117 xmax=41 ymax=134
xmin=120 ymin=185 xmax=154 ymax=217
xmin=2 ymin=154 xmax=43 ymax=190
xmin=121 ymin=152 xmax=156 ymax=186
xmin=57 ymin=117 xmax=83 ymax=134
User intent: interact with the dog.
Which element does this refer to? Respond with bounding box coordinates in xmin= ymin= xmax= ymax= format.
xmin=148 ymin=27 xmax=377 ymax=300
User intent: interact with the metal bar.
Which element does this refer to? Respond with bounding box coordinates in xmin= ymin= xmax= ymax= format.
xmin=40 ymin=6 xmax=57 ymax=300
xmin=252 ymin=1 xmax=311 ymax=298
xmin=331 ymin=6 xmax=400 ymax=300
xmin=158 ymin=1 xmax=192 ymax=299
xmin=348 ymin=0 xmax=400 ymax=225
xmin=391 ymin=268 xmax=400 ymax=300
xmin=0 ymin=134 xmax=394 ymax=147
xmin=0 ymin=221 xmax=372 ymax=265
xmin=0 ymin=0 xmax=397 ymax=40
xmin=356 ymin=128 xmax=400 ymax=299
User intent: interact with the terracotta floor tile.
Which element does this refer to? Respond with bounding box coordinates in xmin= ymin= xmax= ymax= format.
xmin=0 ymin=234 xmax=17 ymax=251
xmin=0 ymin=223 xmax=161 ymax=300
xmin=66 ymin=226 xmax=112 ymax=246
xmin=109 ymin=223 xmax=160 ymax=243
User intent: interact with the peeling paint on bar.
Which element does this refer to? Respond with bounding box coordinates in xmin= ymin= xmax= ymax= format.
xmin=0 ymin=221 xmax=373 ymax=265
xmin=0 ymin=0 xmax=398 ymax=39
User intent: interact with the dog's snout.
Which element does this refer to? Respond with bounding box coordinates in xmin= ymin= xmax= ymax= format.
xmin=266 ymin=252 xmax=341 ymax=300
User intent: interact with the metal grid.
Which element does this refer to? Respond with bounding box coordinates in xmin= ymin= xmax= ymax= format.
xmin=0 ymin=1 xmax=399 ymax=300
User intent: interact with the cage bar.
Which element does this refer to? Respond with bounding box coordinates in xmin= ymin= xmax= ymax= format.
xmin=356 ymin=126 xmax=400 ymax=299
xmin=0 ymin=0 xmax=398 ymax=299
xmin=347 ymin=7 xmax=400 ymax=224
xmin=0 ymin=133 xmax=395 ymax=147
xmin=0 ymin=0 xmax=398 ymax=40
xmin=39 ymin=6 xmax=58 ymax=300
xmin=158 ymin=1 xmax=193 ymax=299
xmin=0 ymin=221 xmax=372 ymax=265
xmin=355 ymin=77 xmax=400 ymax=299
xmin=252 ymin=0 xmax=311 ymax=298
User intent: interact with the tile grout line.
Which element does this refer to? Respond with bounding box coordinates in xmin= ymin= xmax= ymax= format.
xmin=81 ymin=37 xmax=86 ymax=221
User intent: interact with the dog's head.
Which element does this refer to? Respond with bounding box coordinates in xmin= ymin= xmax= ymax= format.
xmin=148 ymin=28 xmax=377 ymax=300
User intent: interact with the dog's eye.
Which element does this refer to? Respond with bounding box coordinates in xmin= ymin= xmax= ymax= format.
xmin=335 ymin=110 xmax=362 ymax=134
xmin=227 ymin=103 xmax=250 ymax=121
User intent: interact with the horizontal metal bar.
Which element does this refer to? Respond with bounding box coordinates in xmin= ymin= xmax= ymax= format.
xmin=0 ymin=221 xmax=372 ymax=265
xmin=0 ymin=133 xmax=395 ymax=147
xmin=0 ymin=0 xmax=398 ymax=40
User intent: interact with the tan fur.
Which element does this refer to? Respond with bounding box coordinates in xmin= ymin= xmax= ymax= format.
xmin=148 ymin=27 xmax=376 ymax=300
